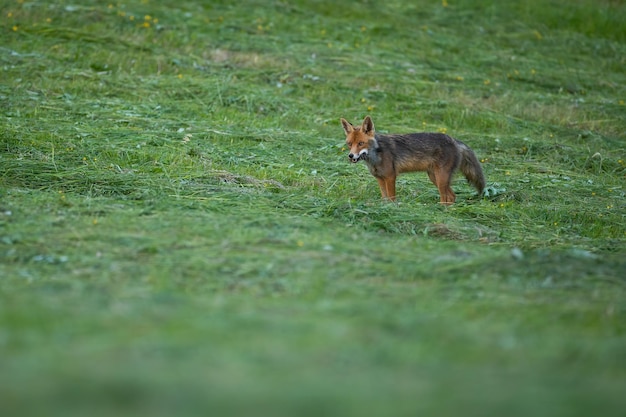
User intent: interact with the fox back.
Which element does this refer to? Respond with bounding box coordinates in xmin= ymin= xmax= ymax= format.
xmin=371 ymin=133 xmax=461 ymax=174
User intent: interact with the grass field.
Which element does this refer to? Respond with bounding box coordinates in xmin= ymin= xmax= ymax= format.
xmin=1 ymin=0 xmax=625 ymax=416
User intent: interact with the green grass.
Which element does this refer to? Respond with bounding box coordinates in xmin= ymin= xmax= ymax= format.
xmin=1 ymin=0 xmax=625 ymax=416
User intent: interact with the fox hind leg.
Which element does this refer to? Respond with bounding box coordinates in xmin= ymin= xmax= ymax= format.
xmin=433 ymin=167 xmax=455 ymax=205
xmin=427 ymin=169 xmax=437 ymax=186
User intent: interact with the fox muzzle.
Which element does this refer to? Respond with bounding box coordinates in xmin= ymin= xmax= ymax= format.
xmin=348 ymin=149 xmax=368 ymax=163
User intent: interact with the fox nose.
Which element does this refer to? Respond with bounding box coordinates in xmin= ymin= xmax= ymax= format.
xmin=348 ymin=153 xmax=354 ymax=159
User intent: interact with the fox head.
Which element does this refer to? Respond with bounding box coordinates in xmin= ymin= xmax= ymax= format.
xmin=340 ymin=116 xmax=375 ymax=163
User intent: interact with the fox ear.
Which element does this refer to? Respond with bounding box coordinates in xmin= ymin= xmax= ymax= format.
xmin=340 ymin=118 xmax=354 ymax=135
xmin=362 ymin=116 xmax=374 ymax=135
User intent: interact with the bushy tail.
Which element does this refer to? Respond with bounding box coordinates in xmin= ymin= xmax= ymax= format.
xmin=457 ymin=142 xmax=485 ymax=195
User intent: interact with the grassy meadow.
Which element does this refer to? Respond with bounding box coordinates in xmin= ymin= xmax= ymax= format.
xmin=1 ymin=0 xmax=625 ymax=415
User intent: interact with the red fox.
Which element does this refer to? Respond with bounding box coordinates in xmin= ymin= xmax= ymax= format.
xmin=341 ymin=116 xmax=485 ymax=204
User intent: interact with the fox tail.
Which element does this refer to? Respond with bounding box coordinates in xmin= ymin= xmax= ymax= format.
xmin=457 ymin=142 xmax=485 ymax=195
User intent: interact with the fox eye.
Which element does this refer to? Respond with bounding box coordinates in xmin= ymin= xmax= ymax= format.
xmin=358 ymin=141 xmax=365 ymax=146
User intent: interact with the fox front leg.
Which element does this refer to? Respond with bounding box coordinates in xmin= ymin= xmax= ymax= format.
xmin=376 ymin=176 xmax=396 ymax=201
xmin=376 ymin=177 xmax=388 ymax=199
